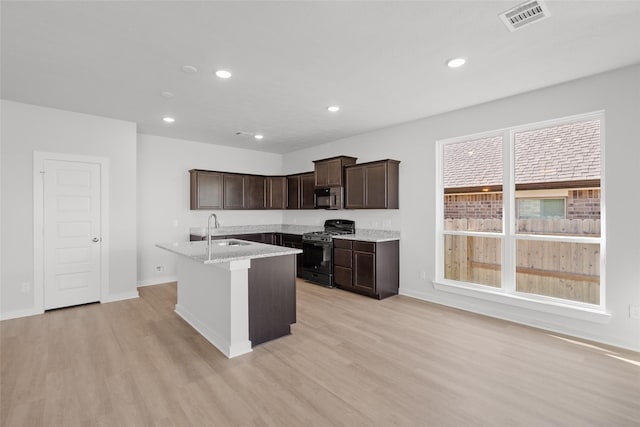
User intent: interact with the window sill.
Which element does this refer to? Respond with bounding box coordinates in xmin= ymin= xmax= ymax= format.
xmin=432 ymin=280 xmax=611 ymax=324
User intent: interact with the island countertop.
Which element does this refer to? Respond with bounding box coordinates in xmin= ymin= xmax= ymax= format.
xmin=156 ymin=239 xmax=302 ymax=265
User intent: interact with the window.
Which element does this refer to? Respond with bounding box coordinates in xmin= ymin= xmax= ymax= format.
xmin=437 ymin=112 xmax=603 ymax=309
xmin=517 ymin=198 xmax=565 ymax=219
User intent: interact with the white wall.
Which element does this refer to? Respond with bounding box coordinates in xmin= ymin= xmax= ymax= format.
xmin=282 ymin=64 xmax=640 ymax=351
xmin=1 ymin=100 xmax=138 ymax=317
xmin=136 ymin=134 xmax=283 ymax=286
xmin=4 ymin=65 xmax=638 ymax=350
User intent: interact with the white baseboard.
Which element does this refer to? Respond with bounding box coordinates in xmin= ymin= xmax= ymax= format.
xmin=399 ymin=288 xmax=640 ymax=353
xmin=102 ymin=290 xmax=139 ymax=303
xmin=1 ymin=290 xmax=139 ymax=320
xmin=137 ymin=276 xmax=178 ymax=288
xmin=175 ymin=304 xmax=252 ymax=359
xmin=0 ymin=307 xmax=44 ymax=321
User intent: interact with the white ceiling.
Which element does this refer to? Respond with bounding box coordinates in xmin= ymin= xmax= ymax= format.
xmin=2 ymin=1 xmax=640 ymax=154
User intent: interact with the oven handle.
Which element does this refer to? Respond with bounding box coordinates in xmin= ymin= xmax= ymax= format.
xmin=302 ymin=241 xmax=332 ymax=247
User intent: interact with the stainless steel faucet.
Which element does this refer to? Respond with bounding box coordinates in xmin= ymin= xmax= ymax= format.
xmin=207 ymin=213 xmax=220 ymax=259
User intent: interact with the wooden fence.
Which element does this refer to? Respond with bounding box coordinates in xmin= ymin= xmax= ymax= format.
xmin=444 ymin=218 xmax=601 ymax=236
xmin=444 ymin=219 xmax=600 ymax=304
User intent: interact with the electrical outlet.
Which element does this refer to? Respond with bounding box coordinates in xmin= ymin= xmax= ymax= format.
xmin=630 ymin=305 xmax=640 ymax=320
xmin=155 ymin=265 xmax=165 ymax=273
xmin=172 ymin=219 xmax=179 ymax=227
xmin=20 ymin=282 xmax=31 ymax=293
xmin=419 ymin=271 xmax=427 ymax=281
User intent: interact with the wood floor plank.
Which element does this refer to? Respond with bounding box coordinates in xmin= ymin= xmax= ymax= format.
xmin=2 ymin=280 xmax=639 ymax=426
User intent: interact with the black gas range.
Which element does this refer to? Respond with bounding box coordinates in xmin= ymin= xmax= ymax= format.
xmin=302 ymin=219 xmax=355 ymax=287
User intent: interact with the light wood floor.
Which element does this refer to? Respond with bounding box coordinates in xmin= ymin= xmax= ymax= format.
xmin=2 ymin=280 xmax=639 ymax=426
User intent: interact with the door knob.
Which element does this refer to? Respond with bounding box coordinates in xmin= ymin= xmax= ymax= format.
xmin=92 ymin=237 xmax=100 ymax=242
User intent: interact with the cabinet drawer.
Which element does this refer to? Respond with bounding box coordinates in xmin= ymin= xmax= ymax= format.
xmin=333 ymin=248 xmax=352 ymax=268
xmin=353 ymin=241 xmax=375 ymax=253
xmin=333 ymin=239 xmax=352 ymax=249
xmin=334 ymin=266 xmax=352 ymax=288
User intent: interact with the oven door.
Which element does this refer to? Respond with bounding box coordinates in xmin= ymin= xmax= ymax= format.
xmin=302 ymin=241 xmax=332 ymax=275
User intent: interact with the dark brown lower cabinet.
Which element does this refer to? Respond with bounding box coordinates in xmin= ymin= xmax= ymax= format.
xmin=247 ymin=254 xmax=296 ymax=345
xmin=333 ymin=238 xmax=399 ymax=299
xmin=190 ymin=232 xmax=279 ymax=245
xmin=282 ymin=234 xmax=304 ymax=278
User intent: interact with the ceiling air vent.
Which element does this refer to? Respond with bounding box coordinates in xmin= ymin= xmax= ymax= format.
xmin=499 ymin=0 xmax=551 ymax=32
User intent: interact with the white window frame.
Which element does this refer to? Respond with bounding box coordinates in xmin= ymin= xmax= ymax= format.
xmin=435 ymin=111 xmax=607 ymax=322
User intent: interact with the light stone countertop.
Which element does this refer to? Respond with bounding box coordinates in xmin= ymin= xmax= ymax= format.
xmin=189 ymin=224 xmax=400 ymax=242
xmin=156 ymin=239 xmax=302 ymax=265
xmin=333 ymin=229 xmax=400 ymax=242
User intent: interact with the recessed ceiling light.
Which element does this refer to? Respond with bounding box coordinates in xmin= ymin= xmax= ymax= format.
xmin=181 ymin=65 xmax=198 ymax=74
xmin=215 ymin=70 xmax=232 ymax=79
xmin=447 ymin=58 xmax=466 ymax=68
xmin=254 ymin=134 xmax=264 ymax=140
xmin=162 ymin=116 xmax=175 ymax=123
xmin=327 ymin=105 xmax=340 ymax=112
xmin=161 ymin=91 xmax=174 ymax=99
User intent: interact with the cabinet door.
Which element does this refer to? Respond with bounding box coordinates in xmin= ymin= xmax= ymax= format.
xmin=334 ymin=266 xmax=353 ymax=289
xmin=191 ymin=171 xmax=223 ymax=210
xmin=327 ymin=159 xmax=343 ymax=187
xmin=300 ymin=173 xmax=315 ymax=208
xmin=223 ymin=174 xmax=244 ymax=209
xmin=365 ymin=163 xmax=388 ymax=209
xmin=345 ymin=166 xmax=365 ymax=209
xmin=315 ymin=161 xmax=329 ymax=187
xmin=353 ymin=250 xmax=376 ymax=294
xmin=269 ymin=233 xmax=282 ymax=246
xmin=244 ymin=175 xmax=265 ymax=209
xmin=267 ymin=177 xmax=286 ymax=209
xmin=333 ymin=247 xmax=352 ymax=268
xmin=286 ymin=176 xmax=300 ymax=209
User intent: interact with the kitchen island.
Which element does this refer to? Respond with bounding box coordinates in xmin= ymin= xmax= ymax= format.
xmin=156 ymin=239 xmax=302 ymax=358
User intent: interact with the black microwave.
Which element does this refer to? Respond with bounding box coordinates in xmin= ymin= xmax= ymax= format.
xmin=314 ymin=187 xmax=343 ymax=210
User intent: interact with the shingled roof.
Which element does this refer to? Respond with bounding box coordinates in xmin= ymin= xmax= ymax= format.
xmin=444 ymin=119 xmax=600 ymax=190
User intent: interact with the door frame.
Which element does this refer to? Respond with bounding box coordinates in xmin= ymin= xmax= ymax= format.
xmin=33 ymin=151 xmax=110 ymax=311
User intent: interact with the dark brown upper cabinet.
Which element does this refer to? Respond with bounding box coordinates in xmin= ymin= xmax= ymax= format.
xmin=191 ymin=157 xmax=397 ymax=211
xmin=286 ymin=175 xmax=300 ymax=209
xmin=266 ymin=176 xmax=287 ymax=209
xmin=223 ymin=173 xmax=245 ymax=209
xmin=345 ymin=159 xmax=400 ymax=209
xmin=190 ymin=170 xmax=223 ymax=210
xmin=286 ymin=172 xmax=315 ymax=209
xmin=244 ymin=175 xmax=266 ymax=209
xmin=345 ymin=167 xmax=365 ymax=209
xmin=300 ymin=173 xmax=315 ymax=208
xmin=313 ymin=156 xmax=357 ymax=187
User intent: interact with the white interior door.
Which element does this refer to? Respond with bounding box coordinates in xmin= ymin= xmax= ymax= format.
xmin=43 ymin=159 xmax=102 ymax=310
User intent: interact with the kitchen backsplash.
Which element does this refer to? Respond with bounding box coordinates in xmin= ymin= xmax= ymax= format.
xmin=281 ymin=209 xmax=400 ymax=230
